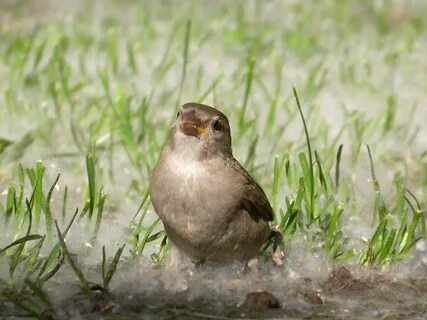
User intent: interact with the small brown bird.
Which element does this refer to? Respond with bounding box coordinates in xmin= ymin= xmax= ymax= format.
xmin=150 ymin=103 xmax=283 ymax=266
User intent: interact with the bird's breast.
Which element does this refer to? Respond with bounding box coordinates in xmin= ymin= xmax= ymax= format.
xmin=155 ymin=155 xmax=239 ymax=226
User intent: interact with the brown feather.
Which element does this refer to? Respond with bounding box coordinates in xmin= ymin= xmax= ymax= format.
xmin=231 ymin=159 xmax=274 ymax=222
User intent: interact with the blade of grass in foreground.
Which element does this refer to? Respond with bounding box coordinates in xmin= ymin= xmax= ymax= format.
xmin=26 ymin=161 xmax=45 ymax=228
xmin=86 ymin=154 xmax=96 ymax=218
xmin=131 ymin=188 xmax=150 ymax=223
xmin=0 ymin=234 xmax=43 ymax=255
xmin=24 ymin=278 xmax=53 ymax=308
xmin=1 ymin=295 xmax=41 ymax=319
xmin=5 ymin=184 xmax=16 ymax=220
xmin=55 ymin=221 xmax=94 ymax=299
xmin=62 ymin=185 xmax=68 ymax=222
xmin=102 ymin=244 xmax=125 ymax=290
xmin=137 ymin=218 xmax=161 ymax=256
xmin=293 ymin=87 xmax=315 ymax=222
xmin=335 ymin=144 xmax=344 ymax=189
xmin=91 ymin=189 xmax=106 ymax=245
xmin=271 ymin=153 xmax=288 ymax=216
xmin=45 ymin=173 xmax=60 ymax=239
xmin=38 ymin=208 xmax=78 ymax=282
xmin=367 ymin=145 xmax=387 ymax=221
xmin=10 ymin=199 xmax=34 ymax=276
xmin=315 ymin=150 xmax=328 ymax=193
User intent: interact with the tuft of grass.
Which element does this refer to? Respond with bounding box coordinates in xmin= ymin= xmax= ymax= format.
xmin=0 ymin=157 xmax=126 ymax=315
xmin=359 ymin=146 xmax=425 ymax=266
xmin=269 ymin=87 xmax=356 ymax=260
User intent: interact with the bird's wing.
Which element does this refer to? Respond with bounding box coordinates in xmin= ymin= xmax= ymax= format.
xmin=229 ymin=158 xmax=274 ymax=222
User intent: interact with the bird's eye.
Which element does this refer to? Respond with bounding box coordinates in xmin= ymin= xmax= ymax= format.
xmin=176 ymin=110 xmax=181 ymax=118
xmin=212 ymin=119 xmax=222 ymax=132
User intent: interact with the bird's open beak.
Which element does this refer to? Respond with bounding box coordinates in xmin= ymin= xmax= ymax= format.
xmin=179 ymin=109 xmax=209 ymax=137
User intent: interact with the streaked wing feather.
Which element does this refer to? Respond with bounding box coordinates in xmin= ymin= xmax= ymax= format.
xmin=229 ymin=158 xmax=274 ymax=222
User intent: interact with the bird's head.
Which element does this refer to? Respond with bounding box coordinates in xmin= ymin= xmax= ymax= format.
xmin=170 ymin=103 xmax=232 ymax=159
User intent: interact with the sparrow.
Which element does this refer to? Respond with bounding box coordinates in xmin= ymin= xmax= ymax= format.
xmin=150 ymin=103 xmax=284 ymax=266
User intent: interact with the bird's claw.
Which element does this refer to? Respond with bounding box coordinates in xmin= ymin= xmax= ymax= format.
xmin=269 ymin=223 xmax=285 ymax=266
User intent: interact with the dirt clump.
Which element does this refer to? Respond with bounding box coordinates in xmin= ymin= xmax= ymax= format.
xmin=241 ymin=290 xmax=281 ymax=312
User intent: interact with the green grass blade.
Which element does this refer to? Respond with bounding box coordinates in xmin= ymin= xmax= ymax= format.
xmin=24 ymin=278 xmax=53 ymax=307
xmin=62 ymin=185 xmax=68 ymax=222
xmin=102 ymin=246 xmax=107 ymax=288
xmin=137 ymin=218 xmax=160 ymax=256
xmin=197 ymin=73 xmax=223 ymax=103
xmin=238 ymin=56 xmax=256 ymax=127
xmin=272 ymin=154 xmax=286 ymax=213
xmin=146 ymin=230 xmax=165 ymax=243
xmin=39 ymin=250 xmax=65 ymax=283
xmin=176 ymin=20 xmax=191 ymax=107
xmin=367 ymin=145 xmax=387 ymax=221
xmin=378 ymin=228 xmax=396 ymax=264
xmin=1 ymin=295 xmax=41 ymax=319
xmin=0 ymin=137 xmax=13 ymax=155
xmin=131 ymin=188 xmax=150 ymax=223
xmin=34 ymin=161 xmax=45 ymax=227
xmin=103 ymin=244 xmax=125 ymax=290
xmin=86 ymin=154 xmax=96 ymax=218
xmin=45 ymin=174 xmax=60 ymax=238
xmin=315 ymin=150 xmax=328 ymax=193
xmin=265 ymin=53 xmax=283 ymax=134
xmin=335 ymin=144 xmax=343 ymax=189
xmin=38 ymin=208 xmax=78 ymax=281
xmin=9 ymin=199 xmax=34 ymax=276
xmin=91 ymin=189 xmax=106 ymax=244
xmin=0 ymin=234 xmax=43 ymax=255
xmin=5 ymin=184 xmax=16 ymax=220
xmin=55 ymin=221 xmax=93 ymax=299
xmin=293 ymin=87 xmax=315 ymax=220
